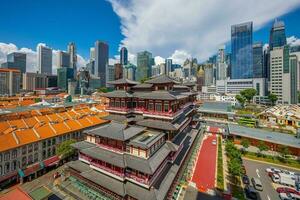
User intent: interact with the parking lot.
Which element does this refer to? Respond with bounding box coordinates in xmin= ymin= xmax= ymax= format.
xmin=243 ymin=158 xmax=300 ymax=200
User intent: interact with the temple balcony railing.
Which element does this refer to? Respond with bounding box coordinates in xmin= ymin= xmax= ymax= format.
xmin=79 ymin=154 xmax=92 ymax=164
xmin=96 ymin=143 xmax=124 ymax=154
xmin=126 ymin=173 xmax=150 ymax=185
xmin=90 ymin=161 xmax=125 ymax=179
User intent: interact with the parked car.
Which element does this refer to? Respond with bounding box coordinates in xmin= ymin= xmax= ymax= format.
xmin=276 ymin=187 xmax=300 ymax=195
xmin=244 ymin=185 xmax=258 ymax=200
xmin=266 ymin=167 xmax=281 ymax=174
xmin=251 ymin=177 xmax=263 ymax=191
xmin=279 ymin=192 xmax=300 ymax=200
xmin=242 ymin=175 xmax=250 ymax=185
xmin=272 ymin=173 xmax=295 ymax=188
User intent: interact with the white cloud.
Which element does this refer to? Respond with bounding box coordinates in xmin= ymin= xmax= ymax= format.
xmin=169 ymin=50 xmax=191 ymax=65
xmin=287 ymin=36 xmax=300 ymax=47
xmin=263 ymin=43 xmax=269 ymax=51
xmin=108 ymin=0 xmax=300 ymax=62
xmin=0 ymin=42 xmax=87 ymax=74
xmin=154 ymin=56 xmax=165 ymax=65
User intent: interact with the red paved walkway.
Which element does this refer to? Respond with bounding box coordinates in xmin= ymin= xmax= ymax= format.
xmin=191 ymin=134 xmax=217 ymax=192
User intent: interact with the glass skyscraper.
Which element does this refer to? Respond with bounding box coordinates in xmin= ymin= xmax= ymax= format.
xmin=120 ymin=47 xmax=128 ymax=65
xmin=269 ymin=20 xmax=286 ymax=50
xmin=231 ymin=22 xmax=253 ymax=79
xmin=136 ymin=51 xmax=153 ymax=81
xmin=253 ymin=42 xmax=264 ymax=78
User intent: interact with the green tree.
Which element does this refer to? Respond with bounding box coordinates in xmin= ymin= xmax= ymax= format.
xmin=56 ymin=139 xmax=76 ymax=159
xmin=228 ymin=159 xmax=242 ymax=177
xmin=268 ymin=93 xmax=278 ymax=106
xmin=98 ymin=87 xmax=109 ymax=93
xmin=240 ymin=88 xmax=257 ymax=103
xmin=257 ymin=141 xmax=269 ymax=156
xmin=140 ymin=77 xmax=150 ymax=83
xmin=236 ymin=94 xmax=246 ymax=107
xmin=241 ymin=139 xmax=250 ymax=151
xmin=279 ymin=146 xmax=290 ymax=159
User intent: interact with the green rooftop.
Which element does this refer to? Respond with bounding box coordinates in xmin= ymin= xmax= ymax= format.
xmin=29 ymin=186 xmax=52 ymax=200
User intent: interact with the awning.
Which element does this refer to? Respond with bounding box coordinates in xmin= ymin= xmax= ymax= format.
xmin=0 ymin=171 xmax=18 ymax=182
xmin=43 ymin=156 xmax=60 ymax=167
xmin=18 ymin=162 xmax=44 ymax=178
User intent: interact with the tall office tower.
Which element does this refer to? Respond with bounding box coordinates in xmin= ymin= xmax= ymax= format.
xmin=1 ymin=52 xmax=26 ymax=74
xmin=269 ymin=19 xmax=287 ymax=50
xmin=253 ymin=42 xmax=264 ymax=78
xmin=218 ymin=45 xmax=225 ymax=63
xmin=216 ymin=63 xmax=227 ymax=80
xmin=37 ymin=45 xmax=52 ymax=75
xmin=68 ymin=42 xmax=77 ymax=78
xmin=290 ymin=55 xmax=298 ymax=104
xmin=165 ymin=59 xmax=172 ymax=75
xmin=231 ymin=21 xmax=253 ymax=79
xmin=136 ymin=51 xmax=153 ymax=81
xmin=58 ymin=51 xmax=71 ymax=68
xmin=95 ymin=41 xmax=109 ymax=87
xmin=204 ymin=64 xmax=214 ymax=86
xmin=263 ymin=47 xmax=270 ymax=81
xmin=114 ymin=63 xmax=123 ymax=80
xmin=270 ymin=46 xmax=294 ymax=104
xmin=123 ymin=63 xmax=136 ymax=81
xmin=290 ymin=51 xmax=300 ymax=91
xmin=90 ymin=47 xmax=95 ymax=60
xmin=225 ymin=53 xmax=231 ymax=78
xmin=120 ymin=47 xmax=128 ymax=65
xmin=0 ymin=68 xmax=20 ymax=96
xmin=57 ymin=67 xmax=74 ymax=91
xmin=107 ymin=65 xmax=115 ymax=87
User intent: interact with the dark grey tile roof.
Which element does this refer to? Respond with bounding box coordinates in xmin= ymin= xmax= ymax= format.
xmin=81 ymin=146 xmax=126 ymax=168
xmin=228 ymin=124 xmax=300 ymax=148
xmin=108 ymin=77 xmax=139 ymax=85
xmin=125 ymin=143 xmax=171 ymax=174
xmin=102 ymin=114 xmax=144 ymax=123
xmin=145 ymin=74 xmax=178 ymax=84
xmin=86 ymin=121 xmax=146 ymax=141
xmin=125 ymin=181 xmax=157 ymax=200
xmin=67 ymin=160 xmax=90 ymax=173
xmin=101 ymin=90 xmax=133 ymax=98
xmin=71 ymin=141 xmax=96 ymax=150
xmin=80 ymin=170 xmax=126 ymax=196
xmin=132 ymin=83 xmax=153 ymax=88
xmin=183 ymin=81 xmax=196 ymax=86
xmin=165 ymin=141 xmax=179 ymax=151
xmin=128 ymin=131 xmax=165 ymax=149
xmin=136 ymin=119 xmax=177 ymax=131
xmin=133 ymin=91 xmax=178 ymax=100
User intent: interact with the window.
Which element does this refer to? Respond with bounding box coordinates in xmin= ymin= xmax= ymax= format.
xmin=164 ymin=104 xmax=169 ymax=112
xmin=34 ymin=153 xmax=38 ymax=162
xmin=0 ymin=165 xmax=2 ymax=175
xmin=34 ymin=143 xmax=38 ymax=151
xmin=0 ymin=154 xmax=2 ymax=162
xmin=155 ymin=103 xmax=162 ymax=112
xmin=28 ymin=155 xmax=33 ymax=165
xmin=42 ymin=150 xmax=46 ymax=159
xmin=47 ymin=140 xmax=51 ymax=146
xmin=5 ymin=162 xmax=10 ymax=173
xmin=48 ymin=148 xmax=51 ymax=157
xmin=28 ymin=144 xmax=33 ymax=153
xmin=42 ymin=141 xmax=46 ymax=148
xmin=22 ymin=157 xmax=27 ymax=167
xmin=52 ymin=138 xmax=56 ymax=145
xmin=22 ymin=146 xmax=27 ymax=155
xmin=12 ymin=150 xmax=17 ymax=159
xmin=148 ymin=103 xmax=154 ymax=111
xmin=4 ymin=152 xmax=10 ymax=161
xmin=12 ymin=160 xmax=17 ymax=171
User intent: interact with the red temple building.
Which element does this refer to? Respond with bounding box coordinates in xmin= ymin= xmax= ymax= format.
xmin=66 ymin=75 xmax=200 ymax=200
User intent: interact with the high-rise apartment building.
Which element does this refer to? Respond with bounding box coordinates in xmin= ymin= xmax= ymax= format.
xmin=23 ymin=72 xmax=48 ymax=91
xmin=95 ymin=41 xmax=109 ymax=87
xmin=120 ymin=47 xmax=128 ymax=65
xmin=204 ymin=64 xmax=214 ymax=86
xmin=58 ymin=51 xmax=70 ymax=68
xmin=68 ymin=42 xmax=77 ymax=79
xmin=1 ymin=52 xmax=26 ymax=74
xmin=106 ymin=65 xmax=115 ymax=87
xmin=0 ymin=68 xmax=21 ymax=96
xmin=270 ymin=46 xmax=296 ymax=104
xmin=269 ymin=20 xmax=287 ymax=50
xmin=165 ymin=59 xmax=172 ymax=75
xmin=231 ymin=22 xmax=253 ymax=79
xmin=136 ymin=51 xmax=153 ymax=81
xmin=253 ymin=42 xmax=264 ymax=78
xmin=37 ymin=45 xmax=52 ymax=75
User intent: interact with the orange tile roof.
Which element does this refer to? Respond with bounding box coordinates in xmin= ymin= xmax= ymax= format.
xmin=9 ymin=119 xmax=27 ymax=129
xmin=65 ymin=120 xmax=82 ymax=131
xmin=0 ymin=121 xmax=10 ymax=133
xmin=15 ymin=129 xmax=39 ymax=146
xmin=51 ymin=123 xmax=70 ymax=135
xmin=24 ymin=117 xmax=38 ymax=128
xmin=0 ymin=187 xmax=31 ymax=200
xmin=35 ymin=125 xmax=56 ymax=139
xmin=0 ymin=133 xmax=18 ymax=152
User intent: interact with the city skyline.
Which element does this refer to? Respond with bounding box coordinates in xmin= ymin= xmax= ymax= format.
xmin=0 ymin=0 xmax=300 ymax=74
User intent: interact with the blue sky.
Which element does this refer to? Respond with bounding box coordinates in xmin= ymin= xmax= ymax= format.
xmin=0 ymin=0 xmax=300 ymax=68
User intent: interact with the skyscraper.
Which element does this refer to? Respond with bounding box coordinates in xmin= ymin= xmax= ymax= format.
xmin=253 ymin=42 xmax=264 ymax=78
xmin=120 ymin=47 xmax=128 ymax=65
xmin=1 ymin=52 xmax=26 ymax=74
xmin=216 ymin=45 xmax=227 ymax=80
xmin=68 ymin=42 xmax=77 ymax=79
xmin=114 ymin=63 xmax=123 ymax=80
xmin=269 ymin=19 xmax=287 ymax=50
xmin=165 ymin=59 xmax=172 ymax=75
xmin=58 ymin=51 xmax=70 ymax=68
xmin=95 ymin=41 xmax=109 ymax=87
xmin=57 ymin=67 xmax=74 ymax=91
xmin=37 ymin=44 xmax=52 ymax=75
xmin=231 ymin=21 xmax=253 ymax=79
xmin=0 ymin=68 xmax=20 ymax=96
xmin=136 ymin=51 xmax=153 ymax=81
xmin=90 ymin=47 xmax=95 ymax=60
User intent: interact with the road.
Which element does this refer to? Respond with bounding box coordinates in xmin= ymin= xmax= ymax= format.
xmin=243 ymin=158 xmax=300 ymax=200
